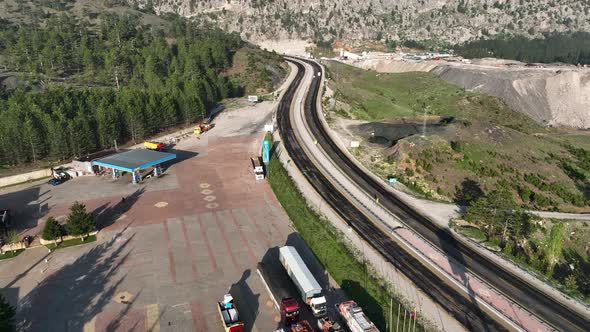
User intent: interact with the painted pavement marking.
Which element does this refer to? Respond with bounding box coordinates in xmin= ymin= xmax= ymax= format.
xmin=181 ymin=220 xmax=199 ymax=279
xmin=163 ymin=220 xmax=177 ymax=283
xmin=198 ymin=215 xmax=219 ymax=273
xmin=145 ymin=304 xmax=160 ymax=332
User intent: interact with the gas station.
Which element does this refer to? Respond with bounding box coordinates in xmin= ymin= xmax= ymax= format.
xmin=91 ymin=149 xmax=177 ymax=184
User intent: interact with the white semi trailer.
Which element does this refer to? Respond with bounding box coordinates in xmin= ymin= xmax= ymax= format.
xmin=279 ymin=246 xmax=327 ymax=317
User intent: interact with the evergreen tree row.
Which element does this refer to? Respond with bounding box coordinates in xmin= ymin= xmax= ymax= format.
xmin=0 ymin=13 xmax=246 ymax=166
xmin=455 ymin=32 xmax=590 ymax=65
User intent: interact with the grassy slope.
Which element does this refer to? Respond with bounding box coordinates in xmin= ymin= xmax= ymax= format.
xmin=267 ymin=154 xmax=424 ymax=331
xmin=325 ymin=61 xmax=589 ymax=213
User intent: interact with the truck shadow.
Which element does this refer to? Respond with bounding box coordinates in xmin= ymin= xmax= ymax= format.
xmin=229 ymin=269 xmax=259 ymax=332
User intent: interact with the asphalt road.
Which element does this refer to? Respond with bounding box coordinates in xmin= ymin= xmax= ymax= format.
xmin=278 ymin=60 xmax=507 ymax=331
xmin=298 ymin=58 xmax=590 ymax=332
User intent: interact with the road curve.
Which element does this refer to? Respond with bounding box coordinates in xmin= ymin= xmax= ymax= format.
xmin=298 ymin=58 xmax=589 ymax=332
xmin=277 ymin=59 xmax=507 ymax=331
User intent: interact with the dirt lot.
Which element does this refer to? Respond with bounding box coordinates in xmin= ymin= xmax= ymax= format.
xmin=0 ymin=100 xmax=334 ymax=332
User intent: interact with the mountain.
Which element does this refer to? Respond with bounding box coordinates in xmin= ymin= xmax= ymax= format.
xmin=134 ymin=0 xmax=590 ymax=45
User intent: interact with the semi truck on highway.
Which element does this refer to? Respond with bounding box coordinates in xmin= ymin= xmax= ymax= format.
xmin=217 ymin=293 xmax=244 ymax=332
xmin=336 ymin=301 xmax=379 ymax=332
xmin=279 ymin=246 xmax=327 ymax=317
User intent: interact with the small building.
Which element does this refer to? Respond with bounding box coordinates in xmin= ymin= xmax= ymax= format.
xmin=91 ymin=149 xmax=176 ymax=184
xmin=72 ymin=149 xmax=117 ymax=174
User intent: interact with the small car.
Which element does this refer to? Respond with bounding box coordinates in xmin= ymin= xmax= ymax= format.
xmin=47 ymin=178 xmax=63 ymax=186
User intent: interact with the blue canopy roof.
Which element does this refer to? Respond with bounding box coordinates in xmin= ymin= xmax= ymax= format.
xmin=92 ymin=149 xmax=176 ymax=172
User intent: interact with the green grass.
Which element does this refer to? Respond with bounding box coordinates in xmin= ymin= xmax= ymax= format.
xmin=458 ymin=226 xmax=487 ymax=242
xmin=0 ymin=249 xmax=25 ymax=260
xmin=325 ymin=61 xmax=543 ymax=133
xmin=325 ymin=60 xmax=589 ymax=212
xmin=267 ymin=155 xmax=424 ymax=331
xmin=45 ymin=235 xmax=97 ymax=250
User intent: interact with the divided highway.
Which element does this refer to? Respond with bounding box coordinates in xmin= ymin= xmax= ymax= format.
xmin=277 ymin=60 xmax=506 ymax=330
xmin=294 ymin=58 xmax=590 ymax=332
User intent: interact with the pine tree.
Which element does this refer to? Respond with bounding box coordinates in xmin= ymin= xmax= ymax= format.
xmin=42 ymin=217 xmax=63 ymax=245
xmin=0 ymin=294 xmax=15 ymax=332
xmin=66 ymin=202 xmax=95 ymax=241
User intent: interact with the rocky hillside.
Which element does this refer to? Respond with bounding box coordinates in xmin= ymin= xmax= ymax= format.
xmin=135 ymin=0 xmax=590 ymax=45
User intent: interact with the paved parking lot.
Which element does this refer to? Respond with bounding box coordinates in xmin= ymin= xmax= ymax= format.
xmin=0 ymin=102 xmax=312 ymax=332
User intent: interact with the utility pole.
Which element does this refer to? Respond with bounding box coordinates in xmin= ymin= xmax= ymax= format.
xmin=396 ymin=303 xmax=401 ymax=332
xmin=421 ymin=107 xmax=427 ymax=138
xmin=402 ymin=308 xmax=406 ymax=332
xmin=389 ymin=298 xmax=393 ymax=332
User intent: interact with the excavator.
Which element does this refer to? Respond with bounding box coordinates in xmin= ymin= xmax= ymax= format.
xmin=194 ymin=120 xmax=214 ymax=136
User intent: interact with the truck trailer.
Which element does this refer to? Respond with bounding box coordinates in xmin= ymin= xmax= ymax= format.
xmin=217 ymin=293 xmax=244 ymax=332
xmin=251 ymin=157 xmax=264 ymax=180
xmin=336 ymin=301 xmax=379 ymax=332
xmin=279 ymin=246 xmax=327 ymax=317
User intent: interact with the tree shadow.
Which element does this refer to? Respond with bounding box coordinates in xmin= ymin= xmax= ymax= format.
xmin=285 ymin=233 xmax=330 ymax=290
xmin=229 ymin=269 xmax=259 ymax=332
xmin=92 ymin=188 xmax=144 ymax=229
xmin=0 ymin=185 xmax=44 ymax=234
xmin=454 ymin=177 xmax=485 ymax=208
xmin=15 ymin=227 xmax=135 ymax=331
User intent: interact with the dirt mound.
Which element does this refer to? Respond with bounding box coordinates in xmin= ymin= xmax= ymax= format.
xmin=431 ymin=65 xmax=590 ymax=129
xmin=348 ymin=58 xmax=590 ymax=129
xmin=356 ymin=59 xmax=440 ymax=73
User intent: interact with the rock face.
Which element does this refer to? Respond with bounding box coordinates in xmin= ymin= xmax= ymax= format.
xmin=136 ymin=0 xmax=590 ymax=44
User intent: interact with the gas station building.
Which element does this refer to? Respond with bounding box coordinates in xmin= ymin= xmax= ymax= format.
xmin=92 ymin=149 xmax=176 ymax=184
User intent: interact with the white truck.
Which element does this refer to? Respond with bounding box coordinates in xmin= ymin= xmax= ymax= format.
xmin=279 ymin=246 xmax=327 ymax=317
xmin=336 ymin=301 xmax=379 ymax=332
xmin=251 ymin=157 xmax=264 ymax=180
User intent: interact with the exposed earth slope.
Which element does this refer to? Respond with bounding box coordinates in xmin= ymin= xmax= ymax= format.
xmin=355 ymin=57 xmax=590 ymax=129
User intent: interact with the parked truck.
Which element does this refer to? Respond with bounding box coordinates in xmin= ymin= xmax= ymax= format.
xmin=251 ymin=157 xmax=264 ymax=180
xmin=279 ymin=246 xmax=327 ymax=317
xmin=144 ymin=141 xmax=166 ymax=151
xmin=217 ymin=293 xmax=244 ymax=332
xmin=336 ymin=301 xmax=379 ymax=332
xmin=281 ymin=297 xmax=300 ymax=325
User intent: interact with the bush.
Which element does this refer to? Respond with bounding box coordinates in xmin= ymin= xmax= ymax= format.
xmin=450 ymin=140 xmax=463 ymax=152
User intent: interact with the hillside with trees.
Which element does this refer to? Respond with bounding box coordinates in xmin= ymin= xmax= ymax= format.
xmin=0 ymin=11 xmax=285 ymax=167
xmin=455 ymin=32 xmax=590 ymax=65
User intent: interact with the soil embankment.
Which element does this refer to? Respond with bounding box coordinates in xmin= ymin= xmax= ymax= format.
xmin=352 ymin=59 xmax=590 ymax=129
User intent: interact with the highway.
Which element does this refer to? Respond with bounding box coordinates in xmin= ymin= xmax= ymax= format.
xmin=277 ymin=60 xmax=507 ymax=331
xmin=292 ymin=58 xmax=590 ymax=332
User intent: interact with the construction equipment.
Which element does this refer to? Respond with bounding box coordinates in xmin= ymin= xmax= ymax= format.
xmin=194 ymin=121 xmax=214 ymax=135
xmin=318 ymin=317 xmax=343 ymax=332
xmin=279 ymin=246 xmax=327 ymax=317
xmin=289 ymin=320 xmax=314 ymax=332
xmin=217 ymin=293 xmax=244 ymax=332
xmin=336 ymin=301 xmax=379 ymax=332
xmin=144 ymin=141 xmax=166 ymax=151
xmin=251 ymin=157 xmax=264 ymax=180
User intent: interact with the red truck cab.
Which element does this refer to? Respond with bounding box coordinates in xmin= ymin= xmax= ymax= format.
xmin=281 ymin=297 xmax=300 ymax=325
